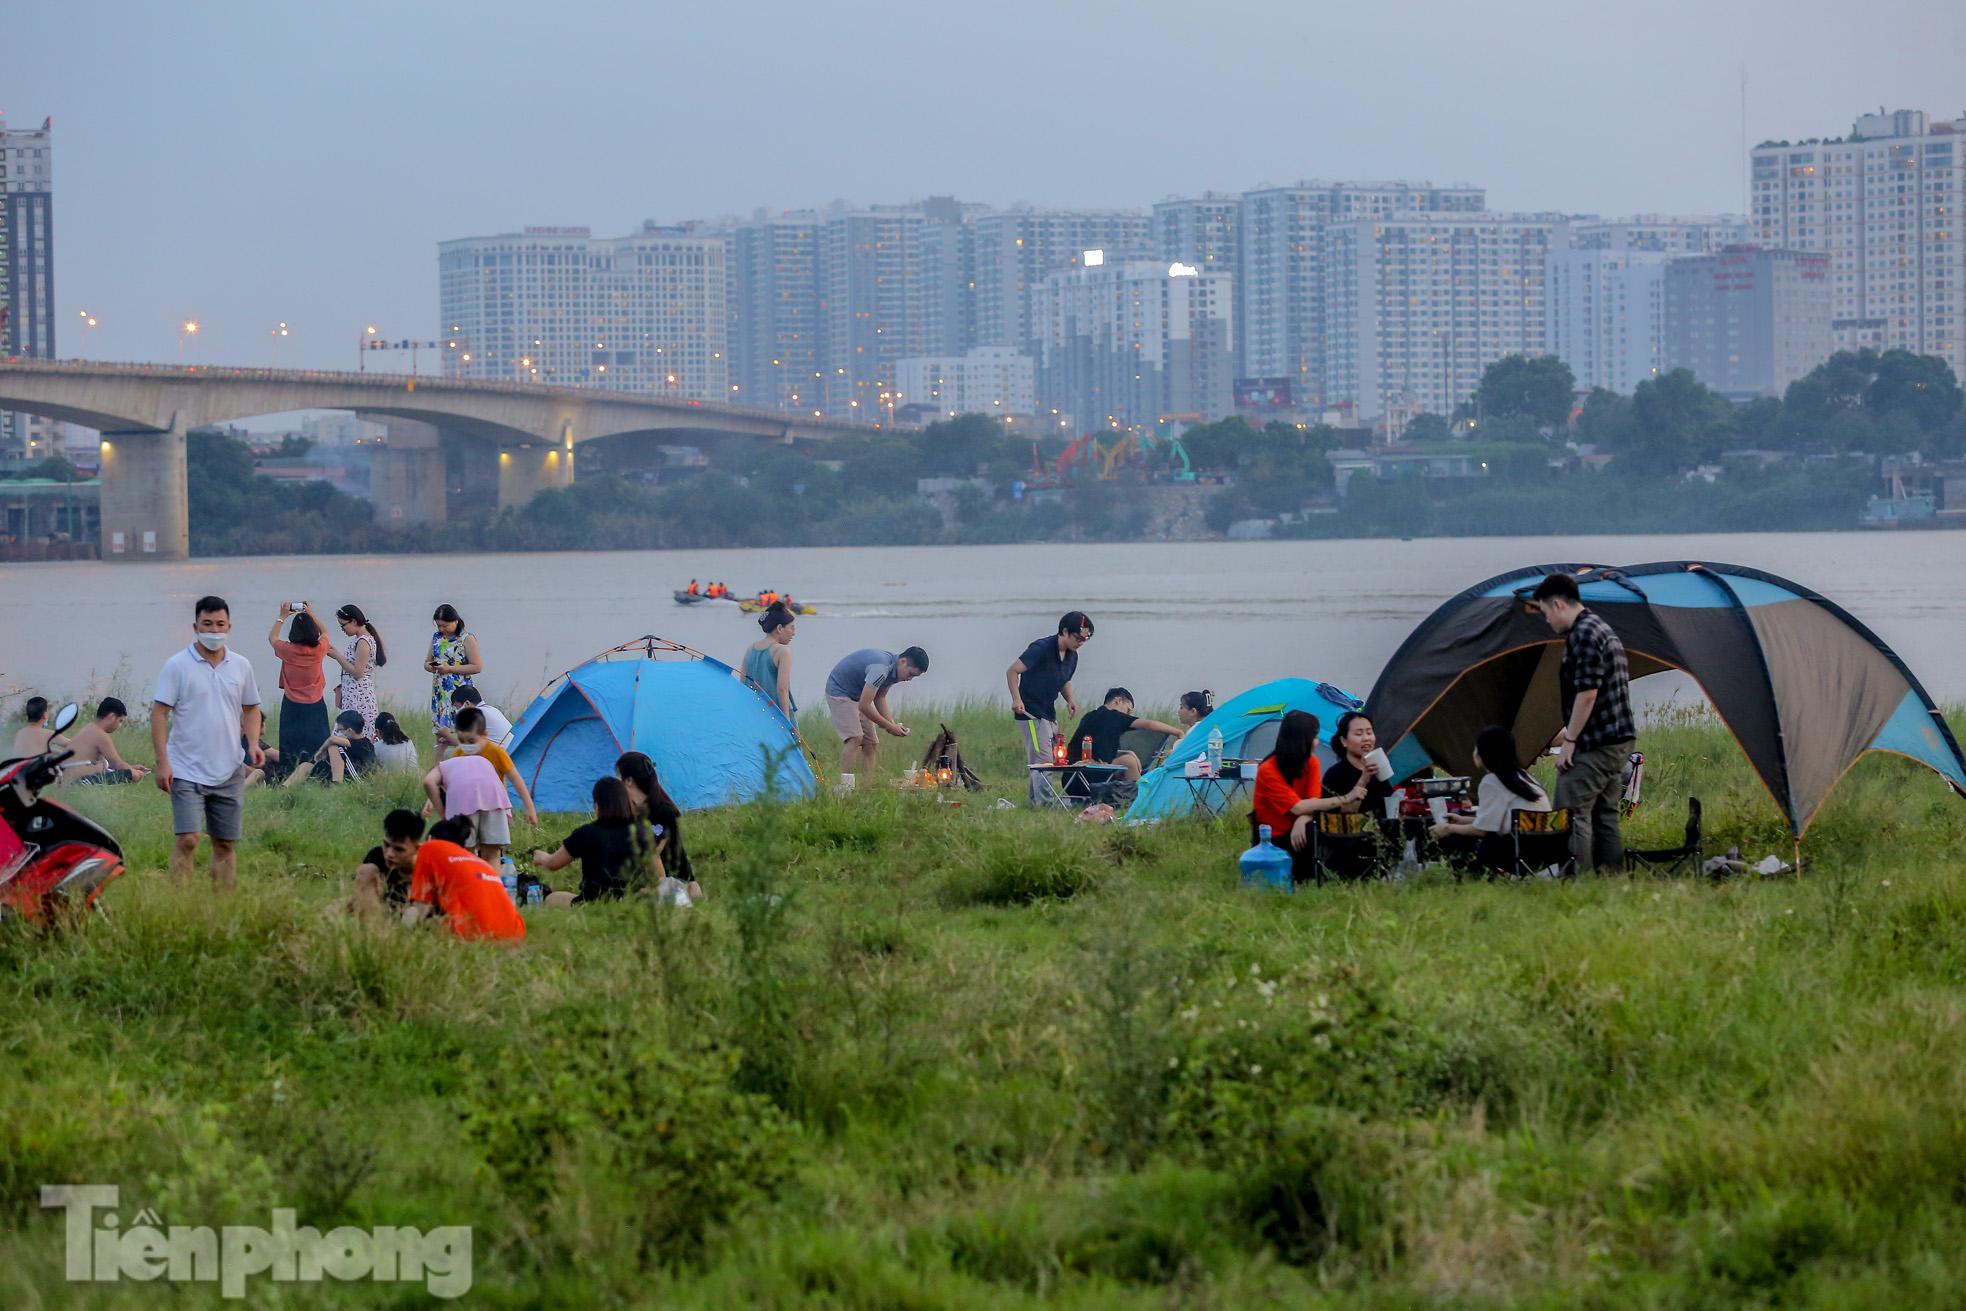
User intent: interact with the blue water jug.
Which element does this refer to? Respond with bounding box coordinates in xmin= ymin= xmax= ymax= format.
xmin=1239 ymin=825 xmax=1293 ymax=892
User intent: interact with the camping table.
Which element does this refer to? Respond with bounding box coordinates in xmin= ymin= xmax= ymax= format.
xmin=1026 ymin=762 xmax=1127 ymax=810
xmin=1181 ymin=767 xmax=1253 ymax=818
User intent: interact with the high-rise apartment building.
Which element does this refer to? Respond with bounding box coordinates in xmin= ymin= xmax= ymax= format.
xmin=1545 ymin=215 xmax=1749 ymax=395
xmin=438 ymin=224 xmax=728 ymax=401
xmin=916 ymin=196 xmax=991 ymax=362
xmin=1239 ymin=181 xmax=1484 ymax=411
xmin=727 ymin=212 xmax=822 ymax=412
xmin=1153 ymin=193 xmax=1241 ymax=273
xmin=1036 ymin=256 xmax=1235 ymax=434
xmin=815 ymin=206 xmax=937 ymax=417
xmin=1546 ymin=248 xmax=1672 ymax=395
xmin=1 ymin=112 xmax=57 ymax=464
xmin=1750 ymin=109 xmax=1966 ymax=379
xmin=1322 ymin=213 xmax=1562 ymax=426
xmin=971 ymin=209 xmax=1153 ymax=357
xmin=895 ymin=346 xmax=1037 ymax=421
xmin=1663 ymin=246 xmax=1833 ymax=401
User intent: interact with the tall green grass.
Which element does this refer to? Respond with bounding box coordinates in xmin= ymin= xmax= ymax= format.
xmin=0 ymin=699 xmax=1961 ymax=1306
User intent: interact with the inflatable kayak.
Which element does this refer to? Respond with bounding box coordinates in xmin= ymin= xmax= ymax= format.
xmin=673 ymin=590 xmax=738 ymax=606
xmin=738 ymin=599 xmax=818 ymax=616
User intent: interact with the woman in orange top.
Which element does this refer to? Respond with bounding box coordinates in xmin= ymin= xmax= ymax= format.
xmin=268 ymin=602 xmax=332 ymax=776
xmin=1252 ymin=710 xmax=1369 ymax=879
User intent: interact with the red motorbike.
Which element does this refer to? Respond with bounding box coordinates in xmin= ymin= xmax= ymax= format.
xmin=0 ymin=703 xmax=125 ymax=926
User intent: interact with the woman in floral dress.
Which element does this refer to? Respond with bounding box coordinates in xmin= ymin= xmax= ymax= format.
xmin=326 ymin=603 xmax=388 ymax=739
xmin=426 ymin=603 xmax=484 ymax=745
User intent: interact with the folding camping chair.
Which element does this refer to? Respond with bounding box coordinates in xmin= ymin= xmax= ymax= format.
xmin=1312 ymin=810 xmax=1381 ymax=883
xmin=1623 ymin=796 xmax=1702 ymax=879
xmin=1504 ymin=807 xmax=1575 ymax=880
xmin=1118 ymin=726 xmax=1179 ymax=775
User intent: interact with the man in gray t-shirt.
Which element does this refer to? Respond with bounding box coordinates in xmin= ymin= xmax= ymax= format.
xmin=823 ymin=646 xmax=929 ymax=782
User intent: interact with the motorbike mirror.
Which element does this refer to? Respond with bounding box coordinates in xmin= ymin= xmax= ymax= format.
xmin=51 ymin=702 xmax=81 ymax=734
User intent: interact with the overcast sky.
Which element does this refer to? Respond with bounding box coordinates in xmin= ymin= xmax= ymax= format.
xmin=7 ymin=0 xmax=1964 ymax=369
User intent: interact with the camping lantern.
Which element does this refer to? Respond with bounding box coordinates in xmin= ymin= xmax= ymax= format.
xmin=939 ymin=764 xmax=953 ymax=785
xmin=1051 ymin=734 xmax=1068 ymax=767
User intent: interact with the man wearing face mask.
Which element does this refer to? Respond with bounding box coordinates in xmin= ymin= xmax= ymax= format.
xmin=152 ymin=595 xmax=264 ymax=889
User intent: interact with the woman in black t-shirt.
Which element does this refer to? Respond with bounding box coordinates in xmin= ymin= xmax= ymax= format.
xmin=532 ymin=778 xmax=659 ymax=904
xmin=1321 ymin=711 xmax=1396 ymax=814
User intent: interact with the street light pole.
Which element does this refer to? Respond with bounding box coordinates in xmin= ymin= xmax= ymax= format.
xmin=178 ymin=319 xmax=200 ymax=365
xmin=270 ymin=321 xmax=289 ymax=367
xmin=360 ymin=324 xmax=378 ymax=373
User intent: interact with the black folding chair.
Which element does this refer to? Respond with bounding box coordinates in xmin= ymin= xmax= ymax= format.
xmin=1312 ymin=810 xmax=1382 ymax=883
xmin=1506 ymin=807 xmax=1575 ymax=880
xmin=1623 ymin=797 xmax=1703 ymax=879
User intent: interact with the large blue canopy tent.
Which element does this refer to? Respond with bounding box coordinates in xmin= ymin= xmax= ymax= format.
xmin=1364 ymin=562 xmax=1966 ymax=836
xmin=506 ymin=637 xmax=816 ymax=813
xmin=1125 ymin=677 xmax=1366 ymax=822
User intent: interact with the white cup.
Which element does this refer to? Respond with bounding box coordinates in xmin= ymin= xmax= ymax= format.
xmin=1427 ymin=797 xmax=1448 ymax=823
xmin=1364 ymin=747 xmax=1393 ymax=782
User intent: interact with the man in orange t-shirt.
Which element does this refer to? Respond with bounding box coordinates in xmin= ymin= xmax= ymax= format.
xmin=401 ymin=828 xmax=525 ymax=942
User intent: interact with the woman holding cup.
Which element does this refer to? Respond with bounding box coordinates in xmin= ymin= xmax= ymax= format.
xmin=1320 ymin=711 xmax=1398 ymax=816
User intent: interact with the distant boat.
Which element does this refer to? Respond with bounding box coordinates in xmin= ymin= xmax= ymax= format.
xmin=672 ymin=590 xmax=739 ymax=607
xmin=738 ymin=598 xmax=818 ymax=616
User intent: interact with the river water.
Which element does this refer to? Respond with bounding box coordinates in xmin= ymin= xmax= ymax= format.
xmin=1 ymin=534 xmax=1961 ymax=719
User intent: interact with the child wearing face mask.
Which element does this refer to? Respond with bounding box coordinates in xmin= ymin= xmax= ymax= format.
xmin=445 ymin=706 xmax=538 ymax=845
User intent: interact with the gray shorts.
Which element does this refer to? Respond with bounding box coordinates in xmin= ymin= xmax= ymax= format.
xmin=171 ymin=768 xmax=247 ymax=841
xmin=828 ymin=695 xmax=879 ymax=749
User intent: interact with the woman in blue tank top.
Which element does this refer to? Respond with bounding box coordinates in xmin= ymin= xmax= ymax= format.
xmin=742 ymin=601 xmax=798 ymax=720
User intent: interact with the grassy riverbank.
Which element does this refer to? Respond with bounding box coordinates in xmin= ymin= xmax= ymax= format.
xmin=3 ymin=703 xmax=1964 ymax=1307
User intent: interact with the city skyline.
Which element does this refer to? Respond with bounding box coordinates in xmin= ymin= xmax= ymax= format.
xmin=5 ymin=0 xmax=1961 ymax=368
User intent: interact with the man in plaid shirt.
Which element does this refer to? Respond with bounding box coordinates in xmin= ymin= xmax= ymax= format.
xmin=1533 ymin=573 xmax=1636 ymax=870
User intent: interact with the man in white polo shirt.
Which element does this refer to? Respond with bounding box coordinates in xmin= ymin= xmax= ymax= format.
xmin=151 ymin=595 xmax=264 ymax=889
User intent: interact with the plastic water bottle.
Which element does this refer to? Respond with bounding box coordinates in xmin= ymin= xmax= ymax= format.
xmin=500 ymin=856 xmax=520 ymax=903
xmin=1239 ymin=824 xmax=1294 ymax=892
xmin=1207 ymin=726 xmax=1225 ymax=776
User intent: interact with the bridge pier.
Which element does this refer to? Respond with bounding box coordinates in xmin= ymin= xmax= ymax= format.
xmin=370 ymin=419 xmax=448 ymax=528
xmin=496 ymin=443 xmax=573 ymax=511
xmin=98 ymin=422 xmax=189 ymax=561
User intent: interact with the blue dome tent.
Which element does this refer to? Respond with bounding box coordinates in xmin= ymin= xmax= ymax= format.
xmin=1124 ymin=677 xmax=1366 ymax=822
xmin=505 ymin=637 xmax=816 ymax=813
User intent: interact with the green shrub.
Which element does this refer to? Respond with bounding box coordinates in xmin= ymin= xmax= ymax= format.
xmin=459 ymin=1014 xmax=800 ymax=1266
xmin=940 ymin=831 xmax=1102 ymax=906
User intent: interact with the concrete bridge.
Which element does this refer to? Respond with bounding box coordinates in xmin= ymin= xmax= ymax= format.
xmin=0 ymin=360 xmax=875 ymax=560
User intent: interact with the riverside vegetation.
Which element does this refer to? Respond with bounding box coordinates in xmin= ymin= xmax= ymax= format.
xmin=2 ymin=700 xmax=1964 ymax=1307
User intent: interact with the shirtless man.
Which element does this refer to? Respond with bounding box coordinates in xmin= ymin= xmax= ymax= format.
xmin=60 ymin=698 xmax=151 ymax=785
xmin=8 ymin=697 xmax=70 ymax=761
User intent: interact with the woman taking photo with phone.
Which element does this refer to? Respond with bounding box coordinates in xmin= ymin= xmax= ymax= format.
xmin=268 ymin=602 xmax=332 ymax=776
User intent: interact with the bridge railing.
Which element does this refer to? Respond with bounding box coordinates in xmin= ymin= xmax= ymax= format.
xmin=0 ymin=356 xmax=883 ymax=432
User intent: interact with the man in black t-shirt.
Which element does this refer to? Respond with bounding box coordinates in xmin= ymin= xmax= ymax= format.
xmin=1007 ymin=611 xmax=1093 ymax=803
xmin=344 ymin=808 xmax=423 ymax=920
xmin=1067 ymin=688 xmax=1185 ymax=786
